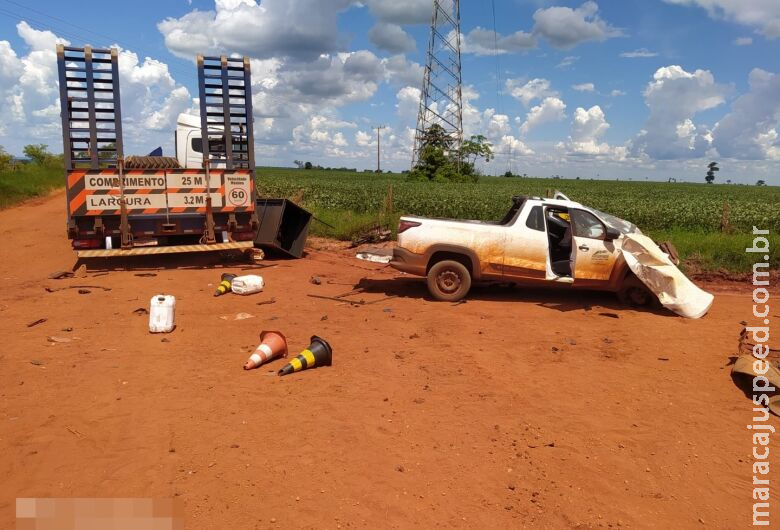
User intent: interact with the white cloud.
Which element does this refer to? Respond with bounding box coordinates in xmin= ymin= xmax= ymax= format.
xmin=0 ymin=22 xmax=195 ymax=156
xmin=506 ymin=78 xmax=558 ymax=106
xmin=158 ymin=0 xmax=354 ymax=61
xmin=631 ymin=65 xmax=730 ymax=159
xmin=145 ymin=86 xmax=192 ymax=131
xmin=559 ymin=105 xmax=623 ymax=157
xmin=610 ymin=89 xmax=627 ymax=96
xmin=712 ymin=68 xmax=780 ymax=160
xmin=663 ymin=0 xmax=780 ymax=39
xmin=461 ymin=27 xmax=536 ymax=55
xmin=496 ymin=135 xmax=534 ymax=156
xmin=556 ymin=55 xmax=579 ymax=68
xmin=369 ymin=23 xmax=416 ymax=54
xmin=395 ymin=86 xmax=421 ymax=120
xmin=363 ymin=0 xmax=432 ymax=25
xmin=734 ymin=37 xmax=753 ymax=46
xmin=519 ymin=97 xmax=567 ymax=135
xmin=532 ymin=1 xmax=623 ymax=50
xmin=382 ymin=55 xmax=424 ymax=87
xmin=572 ymin=83 xmax=595 ymax=92
xmin=620 ymin=48 xmax=658 ymax=58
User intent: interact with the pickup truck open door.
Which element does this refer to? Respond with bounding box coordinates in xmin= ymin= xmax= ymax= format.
xmin=569 ymin=209 xmax=617 ymax=283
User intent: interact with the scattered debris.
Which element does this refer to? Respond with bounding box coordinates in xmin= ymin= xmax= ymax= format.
xmin=321 ymin=315 xmax=328 ymax=321
xmin=231 ymin=275 xmax=264 ymax=295
xmin=78 ymin=289 xmax=91 ymax=295
xmin=356 ymin=248 xmax=393 ymax=264
xmin=310 ymin=276 xmax=322 ymax=285
xmin=27 ymin=318 xmax=47 ymax=328
xmin=658 ymin=357 xmax=670 ymax=361
xmin=135 ymin=273 xmax=158 ymax=277
xmin=30 ymin=359 xmax=45 ymax=366
xmin=256 ymin=298 xmax=277 ymax=307
xmin=61 ymin=327 xmax=73 ymax=332
xmin=350 ymin=224 xmax=392 ymax=247
xmin=161 ymin=338 xmax=170 ymax=343
xmin=383 ymin=308 xmax=393 ymax=313
xmin=234 ymin=313 xmax=255 ymax=321
xmin=452 ymin=300 xmax=467 ymax=306
xmin=149 ymin=295 xmax=176 ymax=333
xmin=308 ymin=294 xmax=364 ymax=306
xmin=278 ymin=336 xmax=332 ymax=376
xmin=599 ymin=312 xmax=620 ymax=319
xmin=527 ymin=442 xmax=555 ymax=449
xmin=47 ymin=336 xmax=73 ymax=344
xmin=133 ymin=308 xmax=149 ymax=316
xmin=66 ymin=426 xmax=85 ymax=438
xmin=48 ymin=270 xmax=73 ymax=280
xmin=45 ymin=285 xmax=112 ymax=293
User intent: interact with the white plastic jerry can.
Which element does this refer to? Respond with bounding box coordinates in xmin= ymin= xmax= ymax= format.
xmin=149 ymin=295 xmax=176 ymax=333
xmin=231 ymin=275 xmax=264 ymax=295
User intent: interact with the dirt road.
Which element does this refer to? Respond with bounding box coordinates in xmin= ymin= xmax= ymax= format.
xmin=0 ymin=191 xmax=776 ymax=529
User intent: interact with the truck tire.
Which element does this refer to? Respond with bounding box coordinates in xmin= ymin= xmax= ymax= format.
xmin=427 ymin=260 xmax=472 ymax=302
xmin=617 ymin=274 xmax=659 ymax=308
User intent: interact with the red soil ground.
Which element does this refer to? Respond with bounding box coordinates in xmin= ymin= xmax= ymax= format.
xmin=0 ymin=191 xmax=777 ymax=529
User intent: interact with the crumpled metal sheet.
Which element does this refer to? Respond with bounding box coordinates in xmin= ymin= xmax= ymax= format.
xmin=620 ymin=233 xmax=714 ymax=319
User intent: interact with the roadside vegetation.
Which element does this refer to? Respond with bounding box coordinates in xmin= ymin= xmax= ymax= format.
xmin=0 ymin=145 xmax=63 ymax=209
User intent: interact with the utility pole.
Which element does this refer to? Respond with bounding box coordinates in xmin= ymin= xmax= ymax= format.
xmin=374 ymin=125 xmax=386 ymax=173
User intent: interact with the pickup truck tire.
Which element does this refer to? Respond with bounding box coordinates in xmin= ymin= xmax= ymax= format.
xmin=617 ymin=274 xmax=659 ymax=308
xmin=427 ymin=260 xmax=472 ymax=302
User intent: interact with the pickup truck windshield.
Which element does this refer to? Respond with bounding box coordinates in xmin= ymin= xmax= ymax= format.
xmin=590 ymin=208 xmax=637 ymax=234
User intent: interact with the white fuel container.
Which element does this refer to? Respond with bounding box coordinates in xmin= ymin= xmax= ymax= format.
xmin=149 ymin=295 xmax=176 ymax=333
xmin=231 ymin=275 xmax=265 ymax=295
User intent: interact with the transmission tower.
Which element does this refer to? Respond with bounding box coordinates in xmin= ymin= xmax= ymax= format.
xmin=412 ymin=0 xmax=464 ymax=169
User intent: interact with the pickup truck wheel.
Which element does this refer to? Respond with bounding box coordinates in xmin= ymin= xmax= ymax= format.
xmin=427 ymin=260 xmax=472 ymax=302
xmin=617 ymin=275 xmax=659 ymax=308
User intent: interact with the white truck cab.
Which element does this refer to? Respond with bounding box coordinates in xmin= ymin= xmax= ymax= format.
xmin=175 ymin=113 xmax=226 ymax=169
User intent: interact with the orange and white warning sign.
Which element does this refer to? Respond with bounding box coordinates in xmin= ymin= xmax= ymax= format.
xmin=67 ymin=169 xmax=254 ymax=216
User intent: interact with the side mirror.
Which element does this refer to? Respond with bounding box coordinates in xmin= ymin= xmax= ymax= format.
xmin=605 ymin=227 xmax=621 ymax=241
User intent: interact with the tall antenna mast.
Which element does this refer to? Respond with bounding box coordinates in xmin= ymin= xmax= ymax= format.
xmin=412 ymin=0 xmax=464 ymax=169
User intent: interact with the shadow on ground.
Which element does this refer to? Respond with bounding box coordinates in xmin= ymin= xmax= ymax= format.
xmin=354 ymin=276 xmax=671 ymax=316
xmin=74 ymin=250 xmax=301 ymax=273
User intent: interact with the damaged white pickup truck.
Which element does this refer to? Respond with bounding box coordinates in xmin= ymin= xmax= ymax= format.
xmin=389 ymin=194 xmax=713 ymax=318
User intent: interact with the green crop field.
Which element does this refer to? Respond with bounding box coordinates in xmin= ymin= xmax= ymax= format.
xmin=0 ymin=165 xmax=775 ymax=272
xmin=256 ymin=167 xmax=780 ymax=273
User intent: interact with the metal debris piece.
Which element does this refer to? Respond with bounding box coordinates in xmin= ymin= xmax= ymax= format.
xmin=27 ymin=318 xmax=47 ymax=328
xmin=256 ymin=298 xmax=277 ymax=306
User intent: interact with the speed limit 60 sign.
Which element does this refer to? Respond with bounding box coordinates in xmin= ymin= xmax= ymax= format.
xmin=224 ymin=173 xmax=251 ymax=208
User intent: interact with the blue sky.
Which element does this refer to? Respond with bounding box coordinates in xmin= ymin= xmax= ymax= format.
xmin=0 ymin=0 xmax=778 ymax=183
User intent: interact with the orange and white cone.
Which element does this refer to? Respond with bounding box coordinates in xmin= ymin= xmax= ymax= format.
xmin=244 ymin=331 xmax=288 ymax=370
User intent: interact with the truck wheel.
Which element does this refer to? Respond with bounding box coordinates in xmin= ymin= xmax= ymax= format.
xmin=427 ymin=260 xmax=472 ymax=302
xmin=617 ymin=274 xmax=659 ymax=308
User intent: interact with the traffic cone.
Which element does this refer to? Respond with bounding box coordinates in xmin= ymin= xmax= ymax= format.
xmin=278 ymin=336 xmax=332 ymax=376
xmin=214 ymin=273 xmax=236 ymax=297
xmin=244 ymin=330 xmax=288 ymax=370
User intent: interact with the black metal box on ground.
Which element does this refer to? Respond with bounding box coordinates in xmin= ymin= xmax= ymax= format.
xmin=254 ymin=199 xmax=312 ymax=258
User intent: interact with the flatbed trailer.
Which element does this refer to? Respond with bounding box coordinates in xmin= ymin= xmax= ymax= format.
xmin=57 ymin=46 xmax=259 ymax=257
